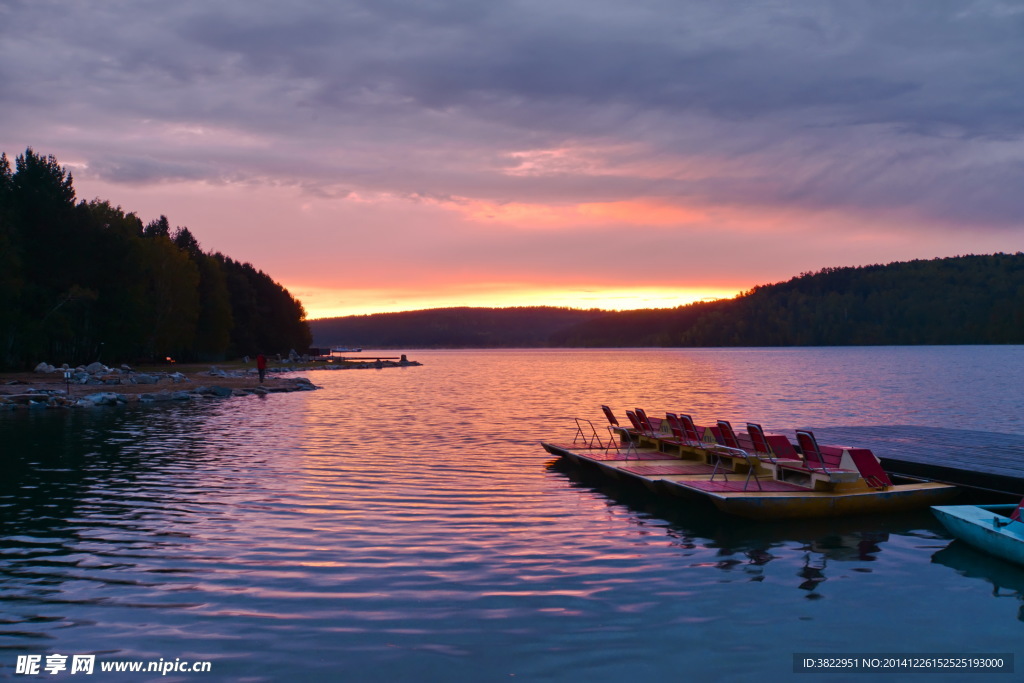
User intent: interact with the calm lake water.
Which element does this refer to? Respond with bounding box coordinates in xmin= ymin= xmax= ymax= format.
xmin=2 ymin=347 xmax=1024 ymax=681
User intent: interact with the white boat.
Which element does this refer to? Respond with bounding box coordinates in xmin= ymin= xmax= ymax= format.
xmin=932 ymin=501 xmax=1024 ymax=566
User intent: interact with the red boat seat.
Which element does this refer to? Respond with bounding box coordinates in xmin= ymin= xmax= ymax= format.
xmin=625 ymin=410 xmax=644 ymax=437
xmin=687 ymin=417 xmax=763 ymax=489
xmin=1011 ymin=498 xmax=1024 ymax=522
xmin=677 ymin=414 xmax=704 ymax=446
xmin=602 ymin=405 xmax=638 ymax=444
xmin=846 ymin=448 xmax=892 ymax=489
xmin=795 ymin=431 xmax=824 ymax=468
xmin=743 ymin=422 xmax=803 ymax=465
xmin=661 ymin=412 xmax=690 ymax=451
xmin=601 ymin=405 xmax=620 ymax=427
xmin=746 ymin=422 xmax=773 ymax=456
xmin=634 ymin=407 xmax=662 ymax=437
xmin=716 ymin=420 xmax=741 ymax=449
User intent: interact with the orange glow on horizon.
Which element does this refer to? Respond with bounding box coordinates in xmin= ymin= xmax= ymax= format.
xmin=446 ymin=198 xmax=708 ymax=228
xmin=294 ymin=284 xmax=743 ymax=320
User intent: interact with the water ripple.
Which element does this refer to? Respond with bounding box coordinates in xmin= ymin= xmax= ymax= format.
xmin=2 ymin=348 xmax=1023 ymax=679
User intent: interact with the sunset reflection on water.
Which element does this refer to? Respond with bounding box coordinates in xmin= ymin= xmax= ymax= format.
xmin=1 ymin=347 xmax=1023 ymax=680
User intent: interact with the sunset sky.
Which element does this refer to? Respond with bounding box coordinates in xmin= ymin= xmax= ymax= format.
xmin=3 ymin=1 xmax=1022 ymax=318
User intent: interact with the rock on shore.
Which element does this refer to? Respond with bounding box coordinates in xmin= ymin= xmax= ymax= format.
xmin=5 ymin=356 xmax=422 ymax=411
xmin=3 ymin=363 xmax=319 ymax=411
xmin=32 ymin=361 xmax=193 ymax=386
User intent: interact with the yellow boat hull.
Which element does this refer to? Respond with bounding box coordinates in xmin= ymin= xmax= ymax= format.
xmin=663 ymin=480 xmax=959 ymax=519
xmin=542 ymin=441 xmax=959 ymax=520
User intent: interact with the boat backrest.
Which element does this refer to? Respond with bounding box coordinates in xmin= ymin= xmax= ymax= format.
xmin=795 ymin=430 xmax=827 ymax=469
xmin=666 ymin=412 xmax=684 ymax=440
xmin=678 ymin=414 xmax=702 ymax=443
xmin=846 ymin=448 xmax=892 ymax=488
xmin=635 ymin=407 xmax=656 ymax=434
xmin=1012 ymin=498 xmax=1024 ymax=522
xmin=625 ymin=410 xmax=643 ymax=432
xmin=716 ymin=420 xmax=741 ymax=449
xmin=601 ymin=405 xmax=619 ymax=427
xmin=746 ymin=423 xmax=773 ymax=456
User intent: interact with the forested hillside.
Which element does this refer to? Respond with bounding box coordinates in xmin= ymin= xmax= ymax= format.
xmin=0 ymin=148 xmax=311 ymax=370
xmin=553 ymin=254 xmax=1024 ymax=346
xmin=311 ymin=254 xmax=1024 ymax=348
xmin=311 ymin=307 xmax=604 ymax=348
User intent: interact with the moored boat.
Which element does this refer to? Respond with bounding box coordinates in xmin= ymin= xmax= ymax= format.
xmin=542 ymin=407 xmax=958 ymax=520
xmin=932 ymin=500 xmax=1024 ymax=567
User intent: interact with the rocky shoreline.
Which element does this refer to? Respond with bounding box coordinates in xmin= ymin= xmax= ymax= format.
xmin=1 ymin=363 xmax=318 ymax=410
xmin=1 ymin=356 xmax=422 ymax=411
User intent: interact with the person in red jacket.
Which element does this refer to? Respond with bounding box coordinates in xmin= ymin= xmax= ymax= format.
xmin=256 ymin=353 xmax=267 ymax=383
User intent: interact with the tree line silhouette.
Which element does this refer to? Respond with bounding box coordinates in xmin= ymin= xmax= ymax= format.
xmin=311 ymin=254 xmax=1024 ymax=348
xmin=0 ymin=148 xmax=311 ymax=370
xmin=312 ymin=306 xmax=602 ymax=348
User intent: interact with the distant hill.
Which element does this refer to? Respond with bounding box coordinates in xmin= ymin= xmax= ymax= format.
xmin=310 ymin=306 xmax=605 ymax=348
xmin=310 ymin=254 xmax=1024 ymax=348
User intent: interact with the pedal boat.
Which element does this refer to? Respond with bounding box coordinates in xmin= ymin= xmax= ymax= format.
xmin=542 ymin=410 xmax=958 ymax=520
xmin=932 ymin=500 xmax=1024 ymax=567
